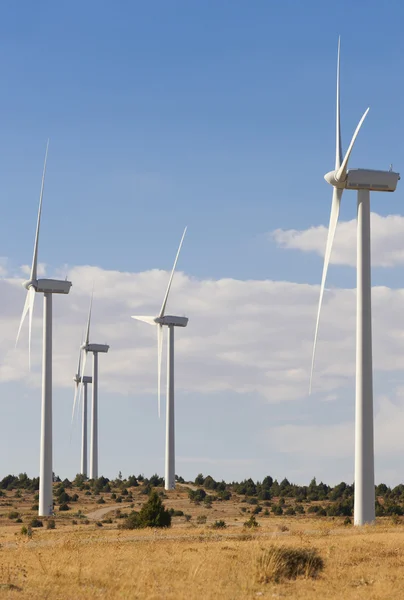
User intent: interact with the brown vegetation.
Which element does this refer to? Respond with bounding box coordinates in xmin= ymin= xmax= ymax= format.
xmin=0 ymin=482 xmax=404 ymax=598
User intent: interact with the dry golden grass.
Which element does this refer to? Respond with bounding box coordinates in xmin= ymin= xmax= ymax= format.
xmin=1 ymin=487 xmax=404 ymax=598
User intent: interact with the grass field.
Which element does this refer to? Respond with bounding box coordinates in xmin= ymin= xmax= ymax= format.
xmin=1 ymin=483 xmax=404 ymax=599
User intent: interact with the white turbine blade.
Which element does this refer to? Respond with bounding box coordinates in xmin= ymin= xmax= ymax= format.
xmin=72 ymin=347 xmax=82 ymax=423
xmin=72 ymin=381 xmax=80 ymax=424
xmin=84 ymin=293 xmax=93 ymax=345
xmin=335 ymin=37 xmax=342 ymax=170
xmin=78 ymin=350 xmax=88 ymax=413
xmin=336 ymin=108 xmax=369 ymax=181
xmin=310 ymin=187 xmax=343 ymax=393
xmin=159 ymin=227 xmax=187 ymax=318
xmin=157 ymin=324 xmax=163 ymax=418
xmin=16 ymin=287 xmax=36 ymax=370
xmin=131 ymin=315 xmax=156 ymax=325
xmin=30 ymin=140 xmax=49 ymax=282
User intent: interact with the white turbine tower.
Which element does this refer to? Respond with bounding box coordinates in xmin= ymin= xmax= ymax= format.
xmin=310 ymin=39 xmax=400 ymax=526
xmin=79 ymin=296 xmax=109 ymax=480
xmin=72 ymin=345 xmax=92 ymax=477
xmin=132 ymin=227 xmax=188 ymax=491
xmin=16 ymin=142 xmax=72 ymax=516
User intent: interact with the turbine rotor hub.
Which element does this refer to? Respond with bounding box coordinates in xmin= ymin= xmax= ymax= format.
xmin=23 ymin=279 xmax=37 ymax=291
xmin=324 ymin=170 xmax=345 ymax=188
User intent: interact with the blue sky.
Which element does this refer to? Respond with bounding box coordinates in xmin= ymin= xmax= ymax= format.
xmin=2 ymin=1 xmax=404 ymax=485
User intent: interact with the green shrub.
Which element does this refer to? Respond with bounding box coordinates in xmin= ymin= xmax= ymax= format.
xmin=31 ymin=504 xmax=39 ymax=511
xmin=212 ymin=520 xmax=226 ymax=529
xmin=8 ymin=511 xmax=19 ymax=520
xmin=119 ymin=491 xmax=171 ymax=529
xmin=30 ymin=518 xmax=43 ymax=528
xmin=97 ymin=497 xmax=106 ymax=504
xmin=59 ymin=503 xmax=70 ymax=511
xmin=244 ymin=515 xmax=259 ymax=528
xmin=46 ymin=519 xmax=56 ymax=530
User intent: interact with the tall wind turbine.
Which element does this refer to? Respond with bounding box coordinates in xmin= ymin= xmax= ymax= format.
xmin=73 ymin=345 xmax=92 ymax=477
xmin=132 ymin=227 xmax=188 ymax=490
xmin=310 ymin=39 xmax=400 ymax=526
xmin=16 ymin=142 xmax=72 ymax=516
xmin=79 ymin=296 xmax=109 ymax=480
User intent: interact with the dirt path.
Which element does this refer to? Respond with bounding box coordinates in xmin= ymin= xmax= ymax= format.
xmin=85 ymin=504 xmax=132 ymax=521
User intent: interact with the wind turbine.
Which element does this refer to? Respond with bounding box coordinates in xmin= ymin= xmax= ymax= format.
xmin=16 ymin=142 xmax=72 ymax=517
xmin=132 ymin=227 xmax=188 ymax=490
xmin=79 ymin=295 xmax=109 ymax=480
xmin=72 ymin=345 xmax=92 ymax=477
xmin=310 ymin=39 xmax=400 ymax=526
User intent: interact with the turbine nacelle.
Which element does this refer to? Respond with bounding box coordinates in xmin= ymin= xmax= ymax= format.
xmin=23 ymin=278 xmax=72 ymax=294
xmin=156 ymin=315 xmax=188 ymax=327
xmin=324 ymin=168 xmax=400 ymax=192
xmin=82 ymin=343 xmax=110 ymax=353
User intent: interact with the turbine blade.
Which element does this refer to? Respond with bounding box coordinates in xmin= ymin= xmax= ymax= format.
xmin=31 ymin=140 xmax=49 ymax=282
xmin=336 ymin=108 xmax=369 ymax=181
xmin=72 ymin=346 xmax=82 ymax=423
xmin=72 ymin=381 xmax=80 ymax=424
xmin=27 ymin=287 xmax=35 ymax=371
xmin=159 ymin=227 xmax=187 ymax=318
xmin=310 ymin=187 xmax=343 ymax=393
xmin=157 ymin=324 xmax=163 ymax=418
xmin=16 ymin=287 xmax=36 ymax=370
xmin=335 ymin=36 xmax=342 ymax=170
xmin=84 ymin=292 xmax=93 ymax=345
xmin=78 ymin=350 xmax=88 ymax=413
xmin=131 ymin=315 xmax=156 ymax=325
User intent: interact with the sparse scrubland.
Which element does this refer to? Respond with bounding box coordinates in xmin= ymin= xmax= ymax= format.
xmin=1 ymin=472 xmax=404 ymax=598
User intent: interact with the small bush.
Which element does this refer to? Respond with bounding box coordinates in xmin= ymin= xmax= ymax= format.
xmin=95 ymin=521 xmax=103 ymax=527
xmin=184 ymin=514 xmax=192 ymax=522
xmin=30 ymin=518 xmax=43 ymax=528
xmin=212 ymin=520 xmax=226 ymax=529
xmin=285 ymin=507 xmax=296 ymax=516
xmin=196 ymin=515 xmax=207 ymax=524
xmin=168 ymin=509 xmax=184 ymax=517
xmin=46 ymin=519 xmax=56 ymax=530
xmin=21 ymin=526 xmax=28 ymax=535
xmin=59 ymin=503 xmax=70 ymax=511
xmin=343 ymin=517 xmax=352 ymax=526
xmin=244 ymin=515 xmax=259 ymax=528
xmin=119 ymin=491 xmax=171 ymax=529
xmin=31 ymin=504 xmax=39 ymax=511
xmin=256 ymin=546 xmax=324 ymax=583
xmin=16 ymin=518 xmax=23 ymax=523
xmin=97 ymin=497 xmax=106 ymax=504
xmin=8 ymin=511 xmax=19 ymax=520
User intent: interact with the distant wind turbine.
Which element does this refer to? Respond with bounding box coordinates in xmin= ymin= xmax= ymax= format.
xmin=16 ymin=142 xmax=72 ymax=516
xmin=78 ymin=295 xmax=109 ymax=479
xmin=132 ymin=227 xmax=188 ymax=490
xmin=72 ymin=343 xmax=92 ymax=477
xmin=310 ymin=38 xmax=400 ymax=526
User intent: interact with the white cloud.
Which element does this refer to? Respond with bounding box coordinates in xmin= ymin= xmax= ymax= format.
xmin=0 ymin=257 xmax=8 ymax=276
xmin=1 ymin=262 xmax=404 ymax=404
xmin=2 ymin=259 xmax=404 ymax=484
xmin=20 ymin=262 xmax=47 ymax=277
xmin=272 ymin=213 xmax=404 ymax=268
